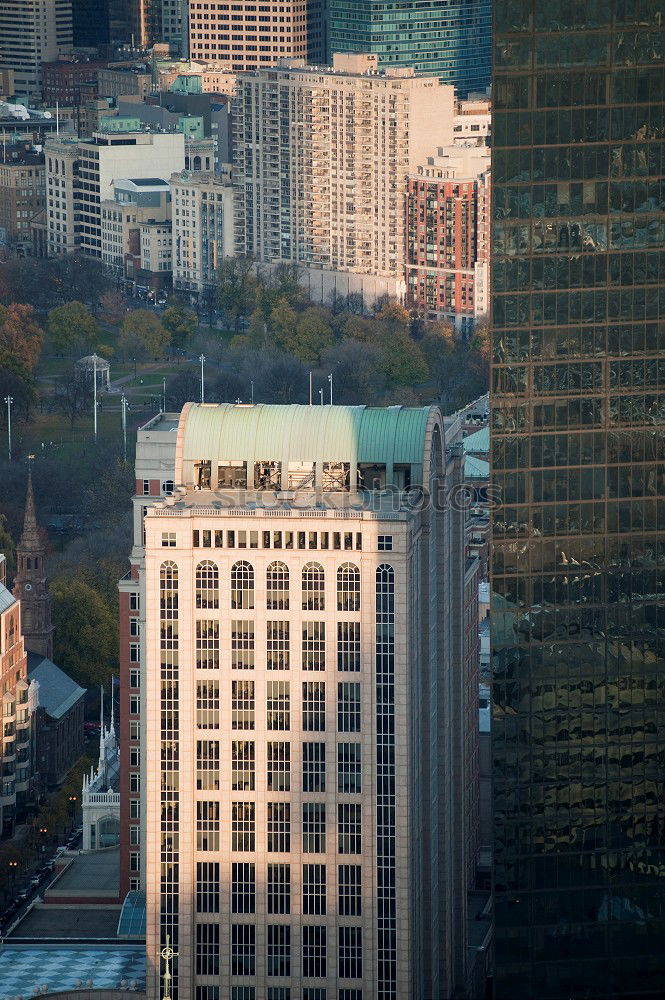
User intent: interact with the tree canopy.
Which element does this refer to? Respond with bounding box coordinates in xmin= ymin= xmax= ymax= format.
xmin=47 ymin=300 xmax=99 ymax=356
xmin=119 ymin=309 xmax=170 ymax=359
xmin=0 ymin=304 xmax=43 ymax=371
xmin=51 ymin=577 xmax=117 ymax=689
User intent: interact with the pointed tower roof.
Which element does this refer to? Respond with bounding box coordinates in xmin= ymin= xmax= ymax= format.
xmin=18 ymin=469 xmax=43 ymax=554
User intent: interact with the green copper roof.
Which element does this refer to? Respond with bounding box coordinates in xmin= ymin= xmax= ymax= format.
xmin=177 ymin=403 xmax=434 ymax=476
xmin=463 ymin=424 xmax=489 ymax=455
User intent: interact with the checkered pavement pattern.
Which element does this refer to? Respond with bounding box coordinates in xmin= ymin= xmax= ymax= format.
xmin=0 ymin=946 xmax=145 ymax=995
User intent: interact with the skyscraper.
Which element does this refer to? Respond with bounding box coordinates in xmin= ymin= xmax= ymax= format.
xmin=0 ymin=0 xmax=73 ymax=102
xmin=136 ymin=402 xmax=478 ymax=1000
xmin=491 ymin=2 xmax=665 ymax=998
xmin=327 ymin=0 xmax=491 ymax=97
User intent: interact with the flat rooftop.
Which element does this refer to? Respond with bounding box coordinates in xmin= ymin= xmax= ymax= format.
xmin=45 ymin=847 xmax=119 ymax=899
xmin=9 ymin=905 xmax=121 ymax=940
xmin=0 ymin=945 xmax=145 ymax=993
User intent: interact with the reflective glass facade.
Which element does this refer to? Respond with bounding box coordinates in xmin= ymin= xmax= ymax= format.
xmin=327 ymin=0 xmax=491 ymax=97
xmin=491 ymin=1 xmax=665 ymax=997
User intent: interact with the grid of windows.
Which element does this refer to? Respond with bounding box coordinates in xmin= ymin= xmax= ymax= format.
xmin=267 ymin=862 xmax=291 ymax=913
xmin=338 ymin=742 xmax=361 ymax=793
xmin=338 ymin=803 xmax=362 ymax=854
xmin=302 ymin=621 xmax=326 ymax=670
xmin=337 ymin=682 xmax=361 ymax=732
xmin=267 ymin=924 xmax=291 ymax=977
xmin=267 ymin=740 xmax=291 ymax=791
xmin=232 ymin=861 xmax=256 ymax=914
xmin=302 ymin=863 xmax=326 ymax=915
xmin=267 ymin=802 xmax=290 ymax=852
xmin=302 ymin=925 xmax=327 ymax=979
xmin=232 ymin=679 xmax=255 ymax=729
xmin=197 ymin=800 xmax=220 ymax=851
xmin=232 ymin=740 xmax=255 ymax=791
xmin=303 ymin=681 xmax=326 ymax=731
xmin=196 ymin=560 xmax=219 ymax=608
xmin=232 ymin=801 xmax=255 ymax=851
xmin=196 ymin=861 xmax=220 ymax=913
xmin=303 ymin=802 xmax=326 ymax=853
xmin=231 ymin=923 xmax=256 ymax=976
xmin=196 ymin=922 xmax=220 ymax=975
xmin=197 ymin=679 xmax=219 ymax=729
xmin=337 ymin=622 xmax=361 ymax=671
xmin=338 ymin=927 xmax=362 ymax=980
xmin=267 ymin=620 xmax=290 ymax=669
xmin=266 ymin=561 xmax=289 ymax=609
xmin=338 ymin=864 xmax=362 ymax=916
xmin=337 ymin=563 xmax=360 ymax=611
xmin=196 ymin=619 xmax=219 ymax=669
xmin=376 ymin=564 xmax=396 ymax=998
xmin=267 ymin=680 xmax=290 ymax=730
xmin=159 ymin=559 xmax=179 ymax=986
xmin=196 ymin=739 xmax=220 ymax=790
xmin=303 ymin=741 xmax=326 ymax=792
xmin=232 ymin=619 xmax=255 ymax=669
xmin=302 ymin=562 xmax=325 ymax=610
xmin=231 ymin=560 xmax=255 ymax=609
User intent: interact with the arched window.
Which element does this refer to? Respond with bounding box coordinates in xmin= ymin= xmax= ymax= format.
xmin=267 ymin=561 xmax=289 ymax=610
xmin=196 ymin=560 xmax=219 ymax=609
xmin=231 ymin=561 xmax=254 ymax=609
xmin=193 ymin=155 xmax=202 ymax=171
xmin=302 ymin=562 xmax=325 ymax=611
xmin=337 ymin=563 xmax=360 ymax=612
xmin=26 ymin=558 xmax=32 ymax=571
xmin=160 ymin=561 xmax=179 ymax=662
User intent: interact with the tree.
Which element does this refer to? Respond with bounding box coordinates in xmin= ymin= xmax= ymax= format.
xmin=51 ymin=577 xmax=117 ymax=688
xmin=254 ymin=355 xmax=307 ymax=404
xmin=321 ymin=339 xmax=383 ymax=404
xmin=167 ymin=371 xmax=201 ymax=410
xmin=119 ymin=309 xmax=170 ymax=359
xmin=420 ymin=319 xmax=456 ymax=368
xmin=284 ymin=307 xmax=334 ymax=365
xmin=270 ymin=297 xmax=298 ymax=348
xmin=0 ymin=353 xmax=36 ymax=420
xmin=0 ymin=303 xmax=43 ymax=371
xmin=47 ymin=301 xmax=99 ymax=356
xmin=380 ymin=330 xmax=429 ymax=389
xmin=162 ymin=305 xmax=198 ymax=352
xmin=216 ymin=257 xmax=258 ymax=333
xmin=52 ymin=368 xmax=93 ymax=430
xmin=98 ymin=288 xmax=126 ymax=326
xmin=0 ymin=514 xmax=14 ymax=575
xmin=375 ymin=301 xmax=410 ymax=338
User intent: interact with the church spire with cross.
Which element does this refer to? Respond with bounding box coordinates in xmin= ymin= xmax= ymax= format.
xmin=12 ymin=469 xmax=54 ymax=660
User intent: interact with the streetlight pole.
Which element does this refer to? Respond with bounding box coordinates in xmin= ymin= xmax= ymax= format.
xmin=3 ymin=396 xmax=12 ymax=461
xmin=93 ymin=356 xmax=97 ymax=443
xmin=199 ymin=354 xmax=205 ymax=403
xmin=328 ymin=372 xmax=333 ymax=405
xmin=319 ymin=387 xmax=324 ymax=405
xmin=163 ymin=377 xmax=166 ymax=413
xmin=121 ymin=394 xmax=128 ymax=462
xmin=250 ymin=380 xmax=254 ymax=405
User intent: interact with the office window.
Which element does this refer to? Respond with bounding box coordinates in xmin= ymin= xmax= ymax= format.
xmin=336 ymin=563 xmax=360 ymax=611
xmin=231 ymin=560 xmax=254 ymax=608
xmin=267 ymin=680 xmax=290 ymax=730
xmin=266 ymin=561 xmax=289 ymax=609
xmin=232 ymin=740 xmax=255 ymax=790
xmin=337 ymin=683 xmax=361 ymax=732
xmin=232 ymin=801 xmax=255 ymax=851
xmin=267 ymin=924 xmax=291 ymax=977
xmin=302 ymin=562 xmax=325 ymax=610
xmin=231 ymin=923 xmax=256 ymax=976
xmin=197 ymin=861 xmax=220 ymax=913
xmin=303 ymin=681 xmax=325 ymax=731
xmin=232 ymin=619 xmax=255 ymax=669
xmin=161 ymin=532 xmax=176 ymax=547
xmin=303 ymin=802 xmax=326 ymax=853
xmin=302 ymin=863 xmax=326 ymax=915
xmin=338 ymin=864 xmax=362 ymax=916
xmin=197 ymin=679 xmax=219 ymax=728
xmin=231 ymin=990 xmax=255 ymax=1000
xmin=197 ymin=800 xmax=220 ymax=851
xmin=267 ymin=620 xmax=290 ymax=669
xmin=302 ymin=992 xmax=326 ymax=1000
xmin=196 ymin=922 xmax=220 ymax=975
xmin=338 ymin=803 xmax=361 ymax=854
xmin=267 ymin=990 xmax=291 ymax=1000
xmin=337 ymin=622 xmax=361 ymax=671
xmin=196 ymin=619 xmax=219 ymax=669
xmin=232 ymin=861 xmax=255 ymax=913
xmin=232 ymin=679 xmax=254 ymax=729
xmin=196 ymin=739 xmax=220 ymax=790
xmin=267 ymin=802 xmax=290 ymax=852
xmin=302 ymin=621 xmax=325 ymax=670
xmin=267 ymin=862 xmax=290 ymax=913
xmin=196 ymin=989 xmax=220 ymax=1000
xmin=267 ymin=740 xmax=290 ymax=791
xmin=303 ymin=741 xmax=326 ymax=792
xmin=338 ymin=927 xmax=362 ymax=979
xmin=377 ymin=535 xmax=393 ymax=551
xmin=302 ymin=925 xmax=327 ymax=978
xmin=196 ymin=560 xmax=219 ymax=608
xmin=337 ymin=743 xmax=361 ymax=793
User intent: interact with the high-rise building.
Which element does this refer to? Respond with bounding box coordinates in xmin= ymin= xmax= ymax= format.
xmin=0 ymin=0 xmax=72 ymax=102
xmin=406 ymin=143 xmax=490 ymax=333
xmin=233 ymin=53 xmax=455 ymax=308
xmin=0 ymin=141 xmax=46 ymax=254
xmin=128 ymin=401 xmax=479 ymax=1000
xmin=170 ymin=169 xmax=234 ymax=294
xmin=491 ymin=2 xmax=665 ymax=998
xmin=44 ymin=126 xmax=185 ymax=258
xmin=71 ymin=0 xmax=110 ymax=46
xmin=162 ymin=0 xmax=189 ymax=58
xmin=327 ymin=0 xmax=490 ymax=98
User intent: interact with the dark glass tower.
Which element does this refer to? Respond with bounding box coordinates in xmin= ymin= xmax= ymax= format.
xmin=327 ymin=0 xmax=491 ymax=97
xmin=491 ymin=2 xmax=665 ymax=998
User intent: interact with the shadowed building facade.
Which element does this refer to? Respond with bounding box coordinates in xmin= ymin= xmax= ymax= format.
xmin=491 ymin=1 xmax=665 ymax=997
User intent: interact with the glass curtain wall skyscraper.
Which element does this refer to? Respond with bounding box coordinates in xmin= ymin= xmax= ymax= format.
xmin=491 ymin=2 xmax=665 ymax=998
xmin=327 ymin=0 xmax=491 ymax=97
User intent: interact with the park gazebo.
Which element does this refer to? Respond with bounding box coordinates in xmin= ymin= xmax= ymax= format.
xmin=76 ymin=353 xmax=110 ymax=390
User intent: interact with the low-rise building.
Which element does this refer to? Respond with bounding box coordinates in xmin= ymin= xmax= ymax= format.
xmin=0 ymin=141 xmax=45 ymax=252
xmin=453 ymin=94 xmax=491 ymax=147
xmin=28 ymin=652 xmax=85 ymax=788
xmin=171 ymin=169 xmax=233 ymax=294
xmin=97 ymin=65 xmax=152 ymax=101
xmin=41 ymin=60 xmax=104 ymax=106
xmin=100 ymin=177 xmax=172 ymax=290
xmin=406 ymin=144 xmax=490 ymax=332
xmin=82 ymin=691 xmax=120 ymax=852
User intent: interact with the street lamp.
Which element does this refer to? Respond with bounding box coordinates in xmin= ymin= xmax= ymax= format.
xmin=3 ymin=395 xmax=12 ymax=461
xmin=199 ymin=354 xmax=205 ymax=403
xmin=8 ymin=860 xmax=17 ymax=895
xmin=38 ymin=827 xmax=47 ymax=856
xmin=68 ymin=795 xmax=77 ymax=828
xmin=133 ymin=357 xmax=137 ymax=380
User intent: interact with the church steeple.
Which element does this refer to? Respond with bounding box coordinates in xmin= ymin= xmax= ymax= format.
xmin=13 ymin=470 xmax=54 ymax=660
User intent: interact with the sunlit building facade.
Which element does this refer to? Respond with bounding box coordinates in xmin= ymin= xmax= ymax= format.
xmin=491 ymin=2 xmax=665 ymax=997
